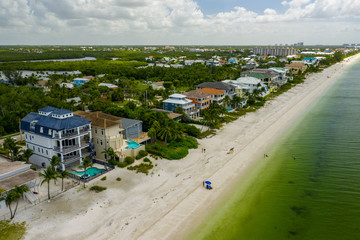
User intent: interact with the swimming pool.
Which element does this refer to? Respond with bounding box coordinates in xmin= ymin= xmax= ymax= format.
xmin=226 ymin=109 xmax=233 ymax=112
xmin=72 ymin=167 xmax=105 ymax=177
xmin=126 ymin=140 xmax=141 ymax=149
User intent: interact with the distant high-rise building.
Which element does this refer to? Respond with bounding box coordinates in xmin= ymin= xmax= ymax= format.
xmin=253 ymin=47 xmax=297 ymax=56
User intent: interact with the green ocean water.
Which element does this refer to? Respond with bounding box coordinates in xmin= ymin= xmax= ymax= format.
xmin=189 ymin=59 xmax=360 ymax=240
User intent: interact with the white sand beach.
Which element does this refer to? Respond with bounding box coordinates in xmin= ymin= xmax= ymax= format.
xmin=14 ymin=54 xmax=360 ymax=240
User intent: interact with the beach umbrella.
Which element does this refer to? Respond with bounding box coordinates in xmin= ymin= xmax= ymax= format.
xmin=205 ymin=181 xmax=212 ymax=185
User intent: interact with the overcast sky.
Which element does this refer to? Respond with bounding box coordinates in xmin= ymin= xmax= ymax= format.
xmin=1 ymin=0 xmax=360 ymax=45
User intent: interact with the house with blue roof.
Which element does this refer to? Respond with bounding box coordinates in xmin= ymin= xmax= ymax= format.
xmin=21 ymin=106 xmax=92 ymax=170
xmin=73 ymin=78 xmax=90 ymax=86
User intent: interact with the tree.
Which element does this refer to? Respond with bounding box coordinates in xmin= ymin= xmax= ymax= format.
xmin=58 ymin=170 xmax=69 ymax=192
xmin=3 ymin=69 xmax=23 ymax=86
xmin=147 ymin=127 xmax=157 ymax=143
xmin=3 ymin=137 xmax=20 ymax=161
xmin=39 ymin=166 xmax=58 ymax=201
xmin=334 ymin=51 xmax=343 ymax=62
xmin=222 ymin=95 xmax=232 ymax=109
xmin=101 ymin=147 xmax=116 ymax=162
xmin=79 ymin=157 xmax=93 ymax=188
xmin=21 ymin=149 xmax=33 ymax=164
xmin=50 ymin=155 xmax=61 ymax=170
xmin=158 ymin=120 xmax=172 ymax=143
xmin=175 ymin=106 xmax=184 ymax=114
xmin=5 ymin=185 xmax=29 ymax=219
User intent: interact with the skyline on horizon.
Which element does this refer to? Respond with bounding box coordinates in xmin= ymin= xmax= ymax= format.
xmin=1 ymin=0 xmax=360 ymax=46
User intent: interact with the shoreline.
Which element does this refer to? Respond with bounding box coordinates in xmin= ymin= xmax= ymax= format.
xmin=16 ymin=54 xmax=360 ymax=240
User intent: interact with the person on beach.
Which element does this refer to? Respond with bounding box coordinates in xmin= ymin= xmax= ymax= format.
xmin=204 ymin=148 xmax=206 ymax=153
xmin=203 ymin=181 xmax=205 ymax=187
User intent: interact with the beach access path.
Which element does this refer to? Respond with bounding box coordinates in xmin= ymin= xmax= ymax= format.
xmin=15 ymin=53 xmax=360 ymax=240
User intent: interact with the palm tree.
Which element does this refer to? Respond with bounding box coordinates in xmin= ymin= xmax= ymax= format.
xmin=222 ymin=95 xmax=232 ymax=109
xmin=50 ymin=155 xmax=61 ymax=170
xmin=158 ymin=121 xmax=172 ymax=143
xmin=79 ymin=157 xmax=93 ymax=188
xmin=6 ymin=184 xmax=29 ymax=219
xmin=39 ymin=166 xmax=58 ymax=201
xmin=147 ymin=127 xmax=157 ymax=143
xmin=3 ymin=137 xmax=20 ymax=161
xmin=58 ymin=170 xmax=69 ymax=192
xmin=21 ymin=149 xmax=33 ymax=163
xmin=101 ymin=147 xmax=116 ymax=162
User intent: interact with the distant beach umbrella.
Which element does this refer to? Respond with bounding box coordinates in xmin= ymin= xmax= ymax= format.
xmin=205 ymin=181 xmax=212 ymax=185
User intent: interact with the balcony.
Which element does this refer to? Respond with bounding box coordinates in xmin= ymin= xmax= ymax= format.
xmin=53 ymin=126 xmax=90 ymax=139
xmin=63 ymin=151 xmax=91 ymax=164
xmin=53 ymin=141 xmax=90 ymax=153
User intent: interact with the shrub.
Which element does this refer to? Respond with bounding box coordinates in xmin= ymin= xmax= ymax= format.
xmin=125 ymin=156 xmax=135 ymax=165
xmin=100 ymin=176 xmax=106 ymax=181
xmin=118 ymin=162 xmax=128 ymax=168
xmin=138 ymin=150 xmax=148 ymax=158
xmin=143 ymin=157 xmax=151 ymax=163
xmin=89 ymin=185 xmax=107 ymax=192
xmin=146 ymin=137 xmax=197 ymax=160
xmin=180 ymin=123 xmax=201 ymax=138
xmin=0 ymin=220 xmax=27 ymax=240
xmin=116 ymin=177 xmax=122 ymax=181
xmin=127 ymin=162 xmax=153 ymax=175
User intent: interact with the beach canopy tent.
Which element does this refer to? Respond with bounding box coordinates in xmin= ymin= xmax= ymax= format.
xmin=205 ymin=181 xmax=212 ymax=185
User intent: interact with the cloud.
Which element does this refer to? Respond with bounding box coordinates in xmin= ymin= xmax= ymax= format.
xmin=0 ymin=0 xmax=359 ymax=45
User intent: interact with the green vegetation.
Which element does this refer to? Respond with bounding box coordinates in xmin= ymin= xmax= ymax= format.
xmin=78 ymin=158 xmax=93 ymax=188
xmin=124 ymin=156 xmax=135 ymax=165
xmin=146 ymin=137 xmax=198 ymax=160
xmin=0 ymin=220 xmax=27 ymax=240
xmin=116 ymin=177 xmax=122 ymax=181
xmin=127 ymin=162 xmax=153 ymax=175
xmin=89 ymin=185 xmax=107 ymax=192
xmin=135 ymin=150 xmax=148 ymax=160
xmin=100 ymin=176 xmax=107 ymax=181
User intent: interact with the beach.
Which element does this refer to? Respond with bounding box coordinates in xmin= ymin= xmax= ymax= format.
xmin=15 ymin=54 xmax=360 ymax=240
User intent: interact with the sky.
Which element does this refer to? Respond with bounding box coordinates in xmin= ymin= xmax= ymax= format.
xmin=1 ymin=0 xmax=360 ymax=46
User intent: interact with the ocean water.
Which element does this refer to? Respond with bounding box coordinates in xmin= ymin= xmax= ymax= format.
xmin=189 ymin=59 xmax=360 ymax=240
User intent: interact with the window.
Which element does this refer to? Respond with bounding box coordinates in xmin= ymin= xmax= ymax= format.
xmin=48 ymin=129 xmax=52 ymax=135
xmin=42 ymin=149 xmax=43 ymax=153
xmin=95 ymin=128 xmax=97 ymax=134
xmin=33 ymin=146 xmax=35 ymax=150
xmin=25 ymin=134 xmax=27 ymax=140
xmin=100 ymin=140 xmax=103 ymax=145
xmin=46 ymin=150 xmax=48 ymax=155
xmin=97 ymin=139 xmax=99 ymax=144
xmin=38 ymin=147 xmax=40 ymax=152
xmin=101 ymin=129 xmax=104 ymax=135
xmin=40 ymin=127 xmax=43 ymax=133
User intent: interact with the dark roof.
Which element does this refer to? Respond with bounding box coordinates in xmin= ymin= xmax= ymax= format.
xmin=21 ymin=107 xmax=90 ymax=131
xmin=121 ymin=118 xmax=142 ymax=129
xmin=183 ymin=90 xmax=211 ymax=98
xmin=196 ymin=82 xmax=234 ymax=91
xmin=52 ymin=109 xmax=73 ymax=115
xmin=39 ymin=106 xmax=57 ymax=113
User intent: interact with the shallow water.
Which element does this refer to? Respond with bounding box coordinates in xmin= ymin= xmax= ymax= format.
xmin=190 ymin=59 xmax=360 ymax=240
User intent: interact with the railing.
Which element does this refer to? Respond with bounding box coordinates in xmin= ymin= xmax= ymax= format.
xmin=53 ymin=141 xmax=89 ymax=153
xmin=53 ymin=127 xmax=90 ymax=139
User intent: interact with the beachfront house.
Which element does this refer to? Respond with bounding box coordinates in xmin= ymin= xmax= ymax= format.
xmin=196 ymin=88 xmax=226 ymax=104
xmin=74 ymin=111 xmax=146 ymax=160
xmin=21 ymin=106 xmax=92 ymax=170
xmin=196 ymin=82 xmax=236 ymax=100
xmin=285 ymin=62 xmax=308 ymax=74
xmin=73 ymin=78 xmax=90 ymax=86
xmin=163 ymin=94 xmax=200 ymax=119
xmin=234 ymin=77 xmax=270 ymax=97
xmin=241 ymin=69 xmax=280 ymax=87
xmin=182 ymin=90 xmax=211 ymax=111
